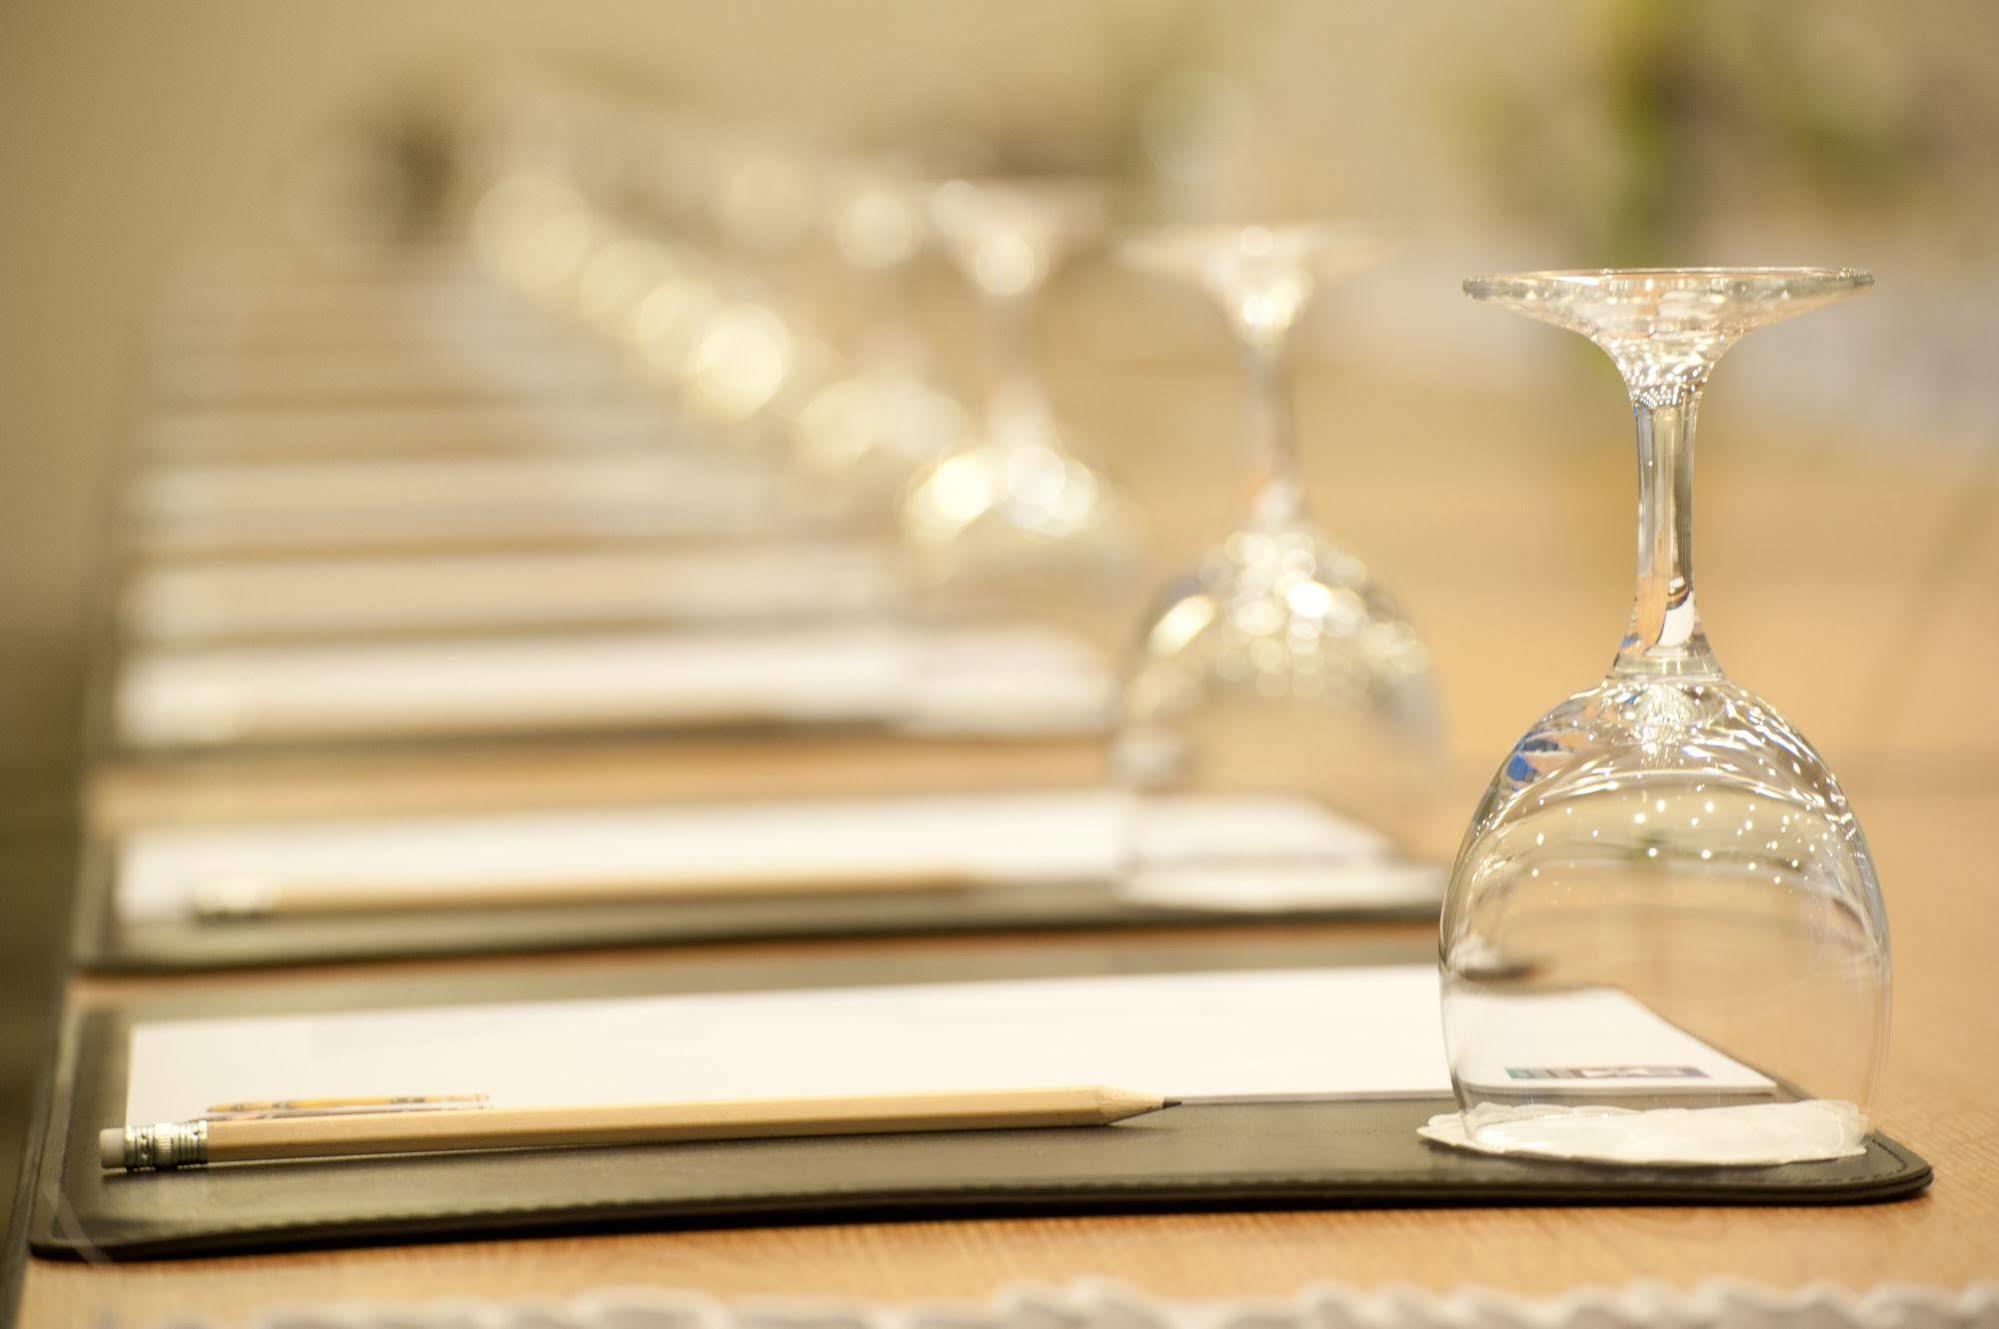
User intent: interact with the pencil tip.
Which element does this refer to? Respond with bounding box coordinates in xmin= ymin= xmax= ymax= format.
xmin=1097 ymin=1087 xmax=1173 ymax=1120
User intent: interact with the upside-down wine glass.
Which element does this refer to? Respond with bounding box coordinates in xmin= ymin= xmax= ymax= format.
xmin=788 ymin=158 xmax=972 ymax=524
xmin=1114 ymin=225 xmax=1442 ymax=905
xmin=899 ymin=176 xmax=1137 ymax=633
xmin=1440 ymin=268 xmax=1891 ymax=1163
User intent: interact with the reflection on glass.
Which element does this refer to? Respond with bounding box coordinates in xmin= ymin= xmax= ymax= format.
xmin=900 ymin=177 xmax=1136 ymax=618
xmin=1114 ymin=225 xmax=1441 ymax=900
xmin=1442 ymin=269 xmax=1891 ymax=1159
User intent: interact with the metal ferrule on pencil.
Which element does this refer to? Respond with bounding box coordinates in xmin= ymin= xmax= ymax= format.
xmin=116 ymin=1120 xmax=209 ymax=1171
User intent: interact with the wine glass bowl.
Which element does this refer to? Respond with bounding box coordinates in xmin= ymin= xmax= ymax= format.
xmin=1121 ymin=519 xmax=1440 ymax=848
xmin=1440 ymin=267 xmax=1890 ymax=1161
xmin=790 ymin=366 xmax=971 ymax=518
xmin=1445 ymin=674 xmax=1890 ymax=1114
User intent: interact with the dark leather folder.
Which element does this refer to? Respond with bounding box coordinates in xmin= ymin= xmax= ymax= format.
xmin=72 ymin=834 xmax=1442 ymax=971
xmin=27 ymin=934 xmax=1931 ymax=1260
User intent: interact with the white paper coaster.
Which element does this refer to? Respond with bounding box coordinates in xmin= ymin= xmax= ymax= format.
xmin=1418 ymin=1101 xmax=1869 ymax=1167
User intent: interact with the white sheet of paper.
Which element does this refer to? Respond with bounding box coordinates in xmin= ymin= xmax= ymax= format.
xmin=143 ymin=404 xmax=693 ymax=460
xmin=1449 ymin=989 xmax=1771 ymax=1094
xmin=121 ymin=542 xmax=902 ymax=642
xmin=150 ymin=262 xmax=660 ymax=417
xmin=113 ymin=789 xmax=1413 ymax=923
xmin=114 ymin=625 xmax=1111 ymax=747
xmin=127 ymin=452 xmax=783 ymax=553
xmin=162 ymin=248 xmax=519 ymax=322
xmin=120 ymin=966 xmax=1771 ymax=1126
xmin=152 ymin=339 xmax=626 ymax=405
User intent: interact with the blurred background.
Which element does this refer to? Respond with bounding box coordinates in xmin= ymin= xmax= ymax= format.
xmin=4 ymin=0 xmax=1997 ymax=1241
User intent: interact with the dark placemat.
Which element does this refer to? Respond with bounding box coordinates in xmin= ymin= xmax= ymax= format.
xmin=28 ymin=934 xmax=1931 ymax=1260
xmin=72 ymin=831 xmax=1443 ymax=971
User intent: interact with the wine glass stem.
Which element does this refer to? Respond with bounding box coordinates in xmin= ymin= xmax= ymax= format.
xmin=1241 ymin=332 xmax=1306 ymax=527
xmin=862 ymin=260 xmax=918 ymax=349
xmin=984 ymin=290 xmax=1043 ymax=416
xmin=1616 ymin=388 xmax=1716 ymax=677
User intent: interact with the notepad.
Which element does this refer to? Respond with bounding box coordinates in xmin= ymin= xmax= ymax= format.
xmin=120 ymin=542 xmax=903 ymax=642
xmin=162 ymin=247 xmax=517 ymax=320
xmin=110 ymin=788 xmax=1427 ymax=924
xmin=114 ymin=624 xmax=1112 ymax=748
xmin=119 ymin=966 xmax=1772 ymax=1128
xmin=151 ymin=337 xmax=627 ymax=405
xmin=141 ymin=403 xmax=693 ymax=460
xmin=124 ymin=451 xmax=787 ymax=553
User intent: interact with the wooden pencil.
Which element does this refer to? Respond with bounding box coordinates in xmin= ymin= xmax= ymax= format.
xmin=189 ymin=863 xmax=977 ymax=921
xmin=101 ymin=1086 xmax=1171 ymax=1171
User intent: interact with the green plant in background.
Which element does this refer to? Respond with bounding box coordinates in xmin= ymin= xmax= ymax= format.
xmin=1597 ymin=0 xmax=1684 ymax=264
xmin=1458 ymin=0 xmax=1963 ymax=264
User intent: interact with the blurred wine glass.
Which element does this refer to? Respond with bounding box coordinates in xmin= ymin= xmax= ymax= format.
xmin=786 ymin=157 xmax=973 ymax=526
xmin=899 ymin=175 xmax=1138 ymax=634
xmin=1114 ymin=224 xmax=1442 ymax=899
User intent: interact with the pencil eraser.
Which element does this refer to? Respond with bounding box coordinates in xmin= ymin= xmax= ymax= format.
xmin=98 ymin=1127 xmax=126 ymax=1168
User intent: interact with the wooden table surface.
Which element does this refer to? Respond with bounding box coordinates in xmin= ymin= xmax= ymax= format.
xmin=19 ymin=363 xmax=1999 ymax=1321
